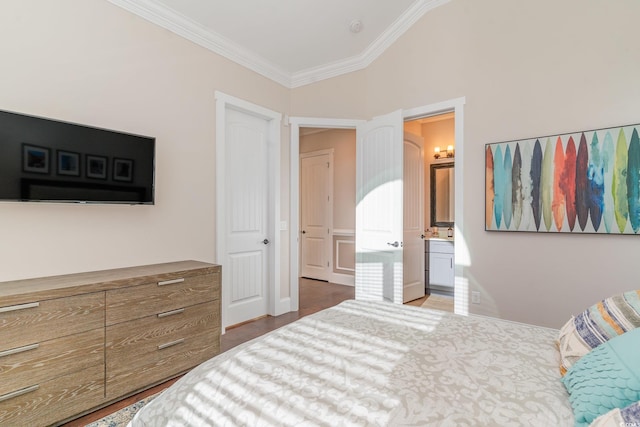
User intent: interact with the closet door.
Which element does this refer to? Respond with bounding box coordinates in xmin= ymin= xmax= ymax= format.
xmin=300 ymin=150 xmax=333 ymax=281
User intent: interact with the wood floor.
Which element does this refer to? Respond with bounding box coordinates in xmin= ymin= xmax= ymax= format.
xmin=63 ymin=279 xmax=452 ymax=426
xmin=406 ymin=292 xmax=455 ymax=312
xmin=221 ymin=277 xmax=355 ymax=352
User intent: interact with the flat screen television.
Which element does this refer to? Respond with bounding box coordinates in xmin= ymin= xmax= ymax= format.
xmin=0 ymin=109 xmax=155 ymax=204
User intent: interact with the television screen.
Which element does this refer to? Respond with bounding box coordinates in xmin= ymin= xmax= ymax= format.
xmin=0 ymin=109 xmax=155 ymax=204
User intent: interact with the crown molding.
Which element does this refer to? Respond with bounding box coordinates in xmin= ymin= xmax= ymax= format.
xmin=290 ymin=0 xmax=451 ymax=88
xmin=107 ymin=0 xmax=449 ymax=89
xmin=106 ymin=0 xmax=292 ymax=87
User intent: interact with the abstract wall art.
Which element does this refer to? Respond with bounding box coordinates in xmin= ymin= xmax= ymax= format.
xmin=485 ymin=123 xmax=640 ymax=234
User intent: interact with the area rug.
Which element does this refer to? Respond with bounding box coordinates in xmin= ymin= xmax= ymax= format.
xmin=85 ymin=392 xmax=160 ymax=427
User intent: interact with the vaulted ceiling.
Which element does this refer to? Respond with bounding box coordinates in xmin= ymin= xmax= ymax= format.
xmin=107 ymin=0 xmax=449 ymax=88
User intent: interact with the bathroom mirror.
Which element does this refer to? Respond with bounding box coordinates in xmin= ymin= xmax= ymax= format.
xmin=430 ymin=162 xmax=454 ymax=227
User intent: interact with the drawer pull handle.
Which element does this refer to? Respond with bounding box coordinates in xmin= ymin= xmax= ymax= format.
xmin=157 ymin=308 xmax=185 ymax=318
xmin=0 ymin=343 xmax=39 ymax=358
xmin=0 ymin=384 xmax=39 ymax=403
xmin=157 ymin=278 xmax=185 ymax=286
xmin=0 ymin=302 xmax=40 ymax=314
xmin=158 ymin=338 xmax=185 ymax=350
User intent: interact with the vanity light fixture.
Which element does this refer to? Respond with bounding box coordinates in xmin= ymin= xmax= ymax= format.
xmin=434 ymin=145 xmax=455 ymax=159
xmin=446 ymin=145 xmax=455 ymax=158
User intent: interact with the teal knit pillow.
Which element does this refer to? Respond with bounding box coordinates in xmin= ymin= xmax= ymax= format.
xmin=562 ymin=328 xmax=640 ymax=427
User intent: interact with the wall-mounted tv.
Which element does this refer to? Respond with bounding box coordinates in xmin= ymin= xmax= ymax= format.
xmin=0 ymin=109 xmax=155 ymax=204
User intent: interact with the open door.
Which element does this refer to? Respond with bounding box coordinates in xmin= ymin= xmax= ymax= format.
xmin=403 ymin=132 xmax=425 ymax=302
xmin=355 ymin=110 xmax=403 ymax=303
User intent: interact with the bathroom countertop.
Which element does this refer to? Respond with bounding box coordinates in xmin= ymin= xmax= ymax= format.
xmin=426 ymin=236 xmax=454 ymax=241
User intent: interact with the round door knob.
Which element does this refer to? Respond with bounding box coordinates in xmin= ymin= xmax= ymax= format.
xmin=301 ymin=230 xmax=306 ymax=234
xmin=262 ymin=239 xmax=270 ymax=245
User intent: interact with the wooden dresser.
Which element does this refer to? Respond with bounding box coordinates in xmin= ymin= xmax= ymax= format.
xmin=0 ymin=261 xmax=220 ymax=426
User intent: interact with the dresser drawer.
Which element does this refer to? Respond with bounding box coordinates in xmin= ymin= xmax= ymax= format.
xmin=0 ymin=364 xmax=104 ymax=426
xmin=106 ymin=272 xmax=219 ymax=325
xmin=0 ymin=292 xmax=104 ymax=352
xmin=106 ymin=300 xmax=220 ymax=397
xmin=0 ymin=328 xmax=104 ymax=396
xmin=106 ymin=328 xmax=218 ymax=398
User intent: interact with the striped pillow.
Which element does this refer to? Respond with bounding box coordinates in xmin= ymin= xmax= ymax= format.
xmin=590 ymin=401 xmax=640 ymax=427
xmin=557 ymin=290 xmax=640 ymax=376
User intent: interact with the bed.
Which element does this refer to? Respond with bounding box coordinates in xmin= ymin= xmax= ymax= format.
xmin=128 ymin=299 xmax=581 ymax=426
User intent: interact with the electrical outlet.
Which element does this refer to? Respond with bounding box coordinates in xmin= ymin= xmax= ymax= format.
xmin=471 ymin=291 xmax=481 ymax=304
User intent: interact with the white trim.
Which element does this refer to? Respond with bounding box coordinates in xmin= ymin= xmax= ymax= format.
xmin=215 ymin=91 xmax=283 ymax=123
xmin=330 ymin=272 xmax=355 ymax=287
xmin=289 ymin=117 xmax=365 ymax=129
xmin=215 ymin=91 xmax=285 ymax=331
xmin=403 ymin=97 xmax=466 ymax=120
xmin=300 ymin=148 xmax=334 ymax=159
xmin=107 ymin=0 xmax=291 ymax=87
xmin=107 ymin=0 xmax=450 ymax=89
xmin=333 ymin=229 xmax=355 ymax=236
xmin=335 ymin=239 xmax=355 ymax=272
xmin=290 ymin=0 xmax=451 ymax=88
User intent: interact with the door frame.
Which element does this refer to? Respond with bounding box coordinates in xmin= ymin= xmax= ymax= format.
xmin=289 ymin=96 xmax=466 ymax=313
xmin=300 ymin=148 xmax=334 ymax=281
xmin=215 ymin=91 xmax=284 ymax=331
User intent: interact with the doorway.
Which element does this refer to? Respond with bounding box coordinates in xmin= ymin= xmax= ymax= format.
xmin=299 ymin=129 xmax=355 ymax=288
xmin=404 ymin=113 xmax=456 ymax=299
xmin=291 ymin=99 xmax=464 ymax=312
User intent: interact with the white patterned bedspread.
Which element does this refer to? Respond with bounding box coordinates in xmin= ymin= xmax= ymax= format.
xmin=128 ymin=300 xmax=573 ymax=426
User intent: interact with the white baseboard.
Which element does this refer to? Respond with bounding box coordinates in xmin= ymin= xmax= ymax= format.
xmin=331 ymin=272 xmax=354 ymax=287
xmin=404 ymin=282 xmax=424 ymax=302
xmin=274 ymin=297 xmax=291 ymax=315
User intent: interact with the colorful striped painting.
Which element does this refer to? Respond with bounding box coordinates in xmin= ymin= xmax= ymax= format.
xmin=485 ymin=123 xmax=640 ymax=234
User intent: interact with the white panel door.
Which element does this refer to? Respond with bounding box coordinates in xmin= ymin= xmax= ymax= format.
xmin=355 ymin=110 xmax=403 ymax=303
xmin=300 ymin=150 xmax=332 ymax=281
xmin=225 ymin=108 xmax=270 ymax=326
xmin=403 ymin=132 xmax=425 ymax=302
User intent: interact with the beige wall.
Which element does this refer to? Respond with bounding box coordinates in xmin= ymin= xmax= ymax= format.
xmin=292 ymin=0 xmax=640 ymax=328
xmin=0 ymin=0 xmax=290 ymax=282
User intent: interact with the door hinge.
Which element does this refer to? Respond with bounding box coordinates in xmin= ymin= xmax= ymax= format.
xmin=327 ymin=162 xmax=330 ymax=168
